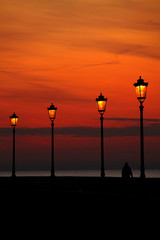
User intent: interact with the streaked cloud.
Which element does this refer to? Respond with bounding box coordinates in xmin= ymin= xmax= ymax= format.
xmin=72 ymin=40 xmax=160 ymax=60
xmin=74 ymin=60 xmax=120 ymax=69
xmin=0 ymin=0 xmax=160 ymax=133
xmin=1 ymin=122 xmax=160 ymax=137
xmin=105 ymin=118 xmax=160 ymax=123
xmin=1 ymin=0 xmax=160 ymax=58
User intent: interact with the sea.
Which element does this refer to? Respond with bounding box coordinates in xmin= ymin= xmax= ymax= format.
xmin=0 ymin=169 xmax=160 ymax=178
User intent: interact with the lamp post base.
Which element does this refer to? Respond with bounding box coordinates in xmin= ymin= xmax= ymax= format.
xmin=50 ymin=173 xmax=55 ymax=178
xmin=140 ymin=172 xmax=145 ymax=178
xmin=101 ymin=172 xmax=105 ymax=177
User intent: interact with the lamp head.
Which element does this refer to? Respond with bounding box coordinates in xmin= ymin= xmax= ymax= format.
xmin=10 ymin=112 xmax=19 ymax=127
xmin=47 ymin=103 xmax=57 ymax=121
xmin=96 ymin=93 xmax=107 ymax=115
xmin=134 ymin=76 xmax=148 ymax=103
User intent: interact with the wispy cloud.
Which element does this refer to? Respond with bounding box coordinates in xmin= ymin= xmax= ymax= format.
xmin=1 ymin=122 xmax=160 ymax=137
xmin=74 ymin=60 xmax=120 ymax=69
xmin=105 ymin=118 xmax=160 ymax=123
xmin=86 ymin=40 xmax=160 ymax=60
xmin=1 ymin=0 xmax=160 ymax=58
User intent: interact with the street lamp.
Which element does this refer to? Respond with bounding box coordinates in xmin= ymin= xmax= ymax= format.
xmin=10 ymin=112 xmax=19 ymax=177
xmin=134 ymin=76 xmax=148 ymax=178
xmin=47 ymin=103 xmax=57 ymax=177
xmin=96 ymin=93 xmax=107 ymax=177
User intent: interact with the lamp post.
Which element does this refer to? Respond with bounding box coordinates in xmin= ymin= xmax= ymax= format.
xmin=96 ymin=93 xmax=107 ymax=177
xmin=47 ymin=103 xmax=57 ymax=177
xmin=134 ymin=76 xmax=148 ymax=178
xmin=10 ymin=112 xmax=19 ymax=177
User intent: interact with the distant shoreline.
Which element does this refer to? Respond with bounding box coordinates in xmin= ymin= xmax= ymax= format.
xmin=1 ymin=169 xmax=160 ymax=178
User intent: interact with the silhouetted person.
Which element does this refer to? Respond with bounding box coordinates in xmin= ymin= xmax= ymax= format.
xmin=122 ymin=162 xmax=133 ymax=180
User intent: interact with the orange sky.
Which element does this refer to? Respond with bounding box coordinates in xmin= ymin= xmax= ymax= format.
xmin=0 ymin=0 xmax=160 ymax=172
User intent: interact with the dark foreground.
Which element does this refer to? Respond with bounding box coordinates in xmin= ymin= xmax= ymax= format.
xmin=1 ymin=176 xmax=160 ymax=223
xmin=1 ymin=176 xmax=160 ymax=201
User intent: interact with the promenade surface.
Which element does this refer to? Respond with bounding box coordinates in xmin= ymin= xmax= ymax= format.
xmin=1 ymin=176 xmax=160 ymax=220
xmin=1 ymin=176 xmax=160 ymax=201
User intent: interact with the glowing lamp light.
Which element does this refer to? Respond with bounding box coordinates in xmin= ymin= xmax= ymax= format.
xmin=96 ymin=93 xmax=107 ymax=114
xmin=10 ymin=112 xmax=19 ymax=127
xmin=134 ymin=76 xmax=148 ymax=103
xmin=47 ymin=103 xmax=57 ymax=121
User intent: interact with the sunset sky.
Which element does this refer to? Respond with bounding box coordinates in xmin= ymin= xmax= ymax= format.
xmin=0 ymin=0 xmax=160 ymax=173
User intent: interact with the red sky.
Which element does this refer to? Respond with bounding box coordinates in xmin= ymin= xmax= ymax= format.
xmin=0 ymin=0 xmax=160 ymax=173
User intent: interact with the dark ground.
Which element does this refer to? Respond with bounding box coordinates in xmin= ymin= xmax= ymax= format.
xmin=1 ymin=176 xmax=160 ymax=231
xmin=1 ymin=176 xmax=160 ymax=202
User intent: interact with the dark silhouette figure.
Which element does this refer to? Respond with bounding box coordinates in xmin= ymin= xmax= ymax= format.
xmin=122 ymin=162 xmax=133 ymax=180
